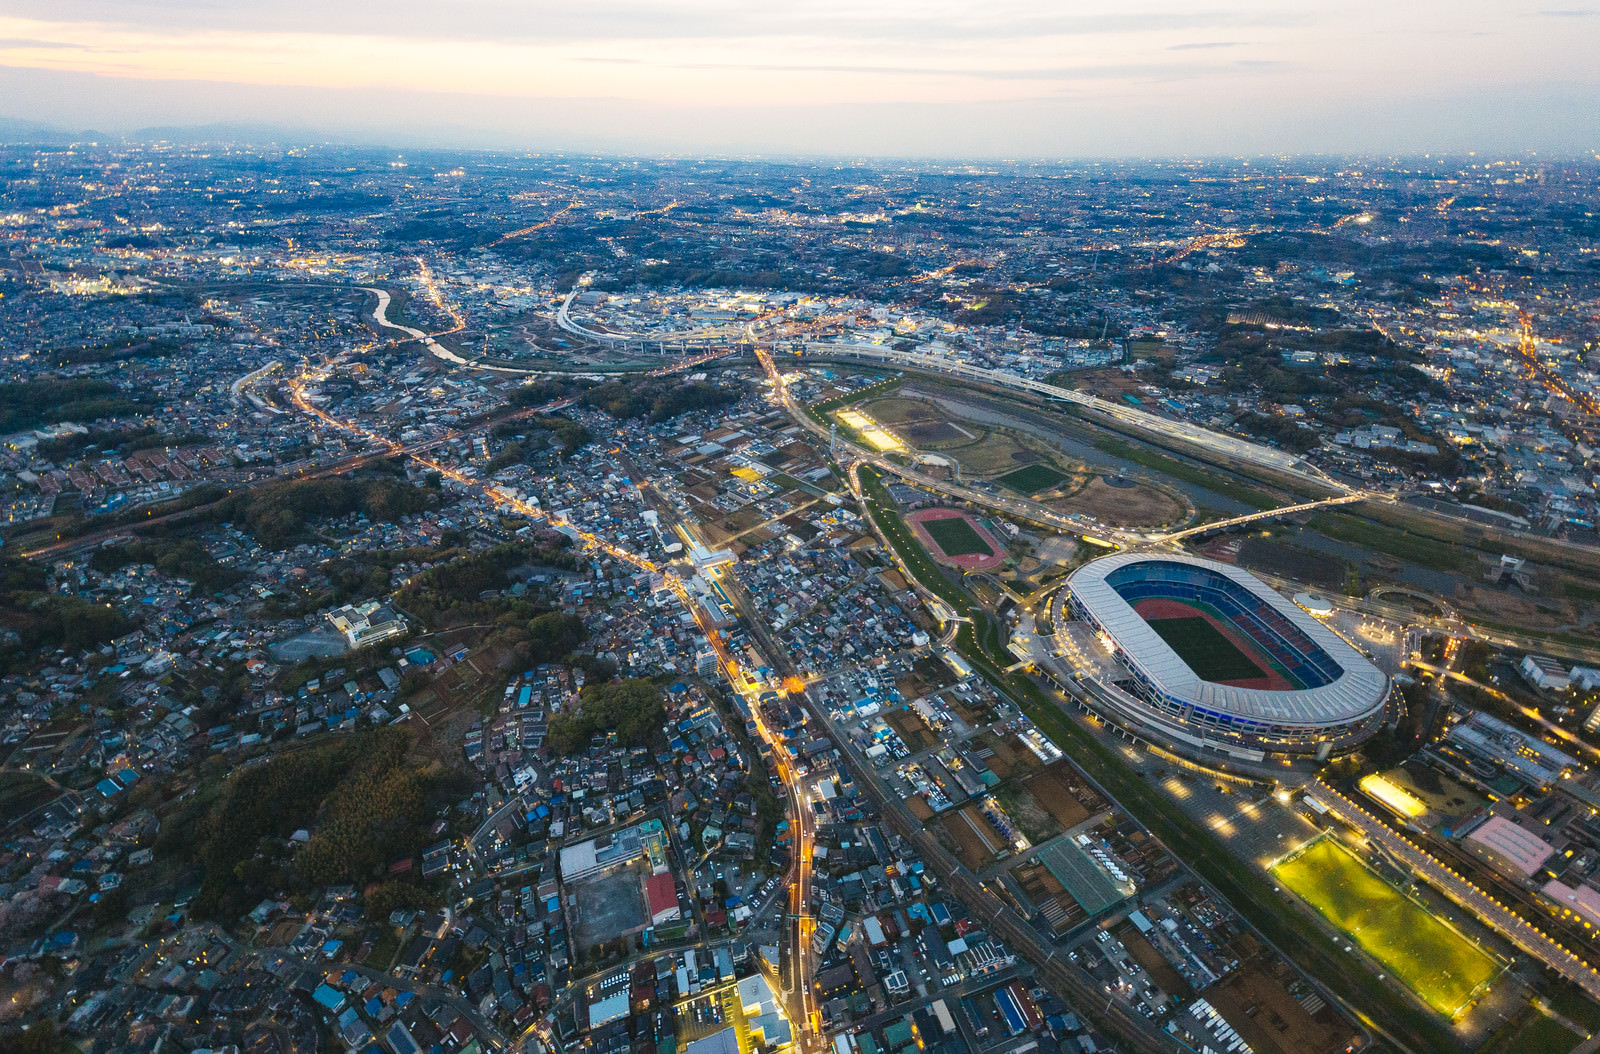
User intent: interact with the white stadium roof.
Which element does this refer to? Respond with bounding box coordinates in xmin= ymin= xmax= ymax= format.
xmin=1068 ymin=552 xmax=1387 ymax=728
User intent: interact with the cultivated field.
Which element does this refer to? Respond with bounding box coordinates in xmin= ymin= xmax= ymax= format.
xmin=1272 ymin=838 xmax=1500 ymax=1017
xmin=940 ymin=805 xmax=1005 ymax=869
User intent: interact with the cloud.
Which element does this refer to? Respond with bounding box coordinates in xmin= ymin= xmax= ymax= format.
xmin=0 ymin=2 xmax=1310 ymax=44
xmin=1168 ymin=41 xmax=1243 ymax=50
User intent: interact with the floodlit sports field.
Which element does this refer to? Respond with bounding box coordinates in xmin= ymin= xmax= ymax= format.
xmin=1272 ymin=838 xmax=1499 ymax=1017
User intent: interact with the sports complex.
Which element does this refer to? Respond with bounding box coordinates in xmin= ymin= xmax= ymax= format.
xmin=1063 ymin=552 xmax=1390 ymax=762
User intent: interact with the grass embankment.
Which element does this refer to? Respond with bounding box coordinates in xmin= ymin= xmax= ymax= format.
xmin=1308 ymin=511 xmax=1478 ymax=575
xmin=857 ymin=467 xmax=1012 ymax=673
xmin=1093 ymin=437 xmax=1278 ymax=510
xmin=856 ymin=465 xmax=1459 ymax=1051
xmin=804 ymin=375 xmax=900 ymax=430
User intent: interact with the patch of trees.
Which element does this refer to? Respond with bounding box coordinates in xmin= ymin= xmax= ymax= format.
xmin=0 ymin=1019 xmax=63 ymax=1054
xmin=0 ymin=378 xmax=143 ymax=433
xmin=46 ymin=337 xmax=183 ymax=367
xmin=0 ymin=555 xmax=134 ymax=673
xmin=365 ymin=879 xmax=438 ymax=920
xmin=90 ymin=537 xmax=241 ymax=594
xmin=582 ymin=380 xmax=739 ymax=424
xmin=547 ymin=678 xmax=664 ymax=755
xmin=37 ymin=425 xmax=204 ymax=463
xmin=193 ymin=727 xmax=433 ymax=920
xmin=490 ymin=413 xmax=592 ymax=461
xmin=316 ymin=544 xmax=459 ymax=607
xmin=215 ymin=475 xmax=438 ymax=549
xmin=1233 ymin=412 xmax=1320 ymax=454
xmin=257 ymin=190 xmax=394 ymax=215
xmin=35 ymin=427 xmax=158 ymax=461
xmin=529 ymin=414 xmax=592 ymax=456
xmin=396 ymin=536 xmax=576 ymax=626
xmin=296 ymin=740 xmax=431 ymax=886
xmin=507 ymin=377 xmax=580 ymax=408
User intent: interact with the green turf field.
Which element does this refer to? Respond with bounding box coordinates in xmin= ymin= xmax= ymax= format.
xmin=1145 ymin=616 xmax=1265 ymax=682
xmin=996 ymin=463 xmax=1068 ymax=494
xmin=922 ymin=515 xmax=994 ymax=557
xmin=1273 ymin=839 xmax=1500 ymax=1017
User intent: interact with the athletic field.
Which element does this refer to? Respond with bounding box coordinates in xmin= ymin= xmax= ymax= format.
xmin=923 ymin=516 xmax=994 ymax=557
xmin=1145 ymin=616 xmax=1265 ymax=682
xmin=1272 ymin=839 xmax=1499 ymax=1017
xmin=996 ymin=464 xmax=1067 ymax=495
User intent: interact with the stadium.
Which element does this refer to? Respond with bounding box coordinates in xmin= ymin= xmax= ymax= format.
xmin=1063 ymin=552 xmax=1390 ymax=762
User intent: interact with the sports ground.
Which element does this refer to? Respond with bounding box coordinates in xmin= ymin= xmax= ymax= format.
xmin=905 ymin=508 xmax=1006 ymax=570
xmin=1131 ymin=597 xmax=1295 ymax=690
xmin=996 ymin=463 xmax=1068 ymax=495
xmin=1272 ymin=838 xmax=1500 ymax=1017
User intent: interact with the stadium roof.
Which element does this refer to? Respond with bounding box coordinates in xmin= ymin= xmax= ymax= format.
xmin=1068 ymin=552 xmax=1387 ymax=727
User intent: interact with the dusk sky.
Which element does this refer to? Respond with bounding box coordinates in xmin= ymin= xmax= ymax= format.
xmin=2 ymin=0 xmax=1597 ymax=155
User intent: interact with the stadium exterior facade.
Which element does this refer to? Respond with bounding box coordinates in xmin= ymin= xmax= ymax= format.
xmin=1064 ymin=552 xmax=1390 ymax=762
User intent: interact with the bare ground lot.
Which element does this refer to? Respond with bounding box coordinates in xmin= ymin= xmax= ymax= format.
xmin=1049 ymin=476 xmax=1187 ymax=529
xmin=940 ymin=804 xmax=1005 ymax=870
xmin=995 ymin=782 xmax=1062 ymax=846
xmin=1207 ymin=961 xmax=1358 ymax=1054
xmin=1116 ymin=923 xmax=1191 ymax=999
xmin=886 ymin=709 xmax=938 ymax=752
xmin=965 ymin=730 xmax=1028 ymax=781
xmin=1022 ymin=764 xmax=1096 ymax=829
xmin=860 ymin=396 xmax=943 ymax=427
xmin=571 ymin=867 xmax=648 ymax=950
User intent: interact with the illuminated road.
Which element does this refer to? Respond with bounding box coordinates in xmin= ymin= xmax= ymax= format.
xmin=491 ymin=199 xmax=581 ymax=247
xmin=1311 ymin=780 xmax=1600 ymax=1001
xmin=1152 ymin=492 xmax=1367 ymax=544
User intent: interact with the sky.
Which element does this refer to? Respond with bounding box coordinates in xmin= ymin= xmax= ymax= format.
xmin=0 ymin=0 xmax=1597 ymax=156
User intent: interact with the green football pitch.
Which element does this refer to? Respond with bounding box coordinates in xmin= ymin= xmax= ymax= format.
xmin=1145 ymin=616 xmax=1265 ymax=682
xmin=1273 ymin=839 xmax=1500 ymax=1017
xmin=996 ymin=464 xmax=1067 ymax=494
xmin=922 ymin=516 xmax=993 ymax=557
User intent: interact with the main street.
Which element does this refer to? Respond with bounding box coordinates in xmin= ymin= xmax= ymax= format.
xmin=276 ymin=294 xmax=826 ymax=1053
